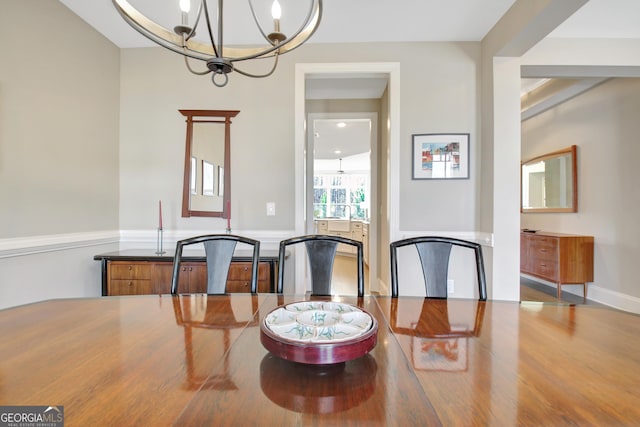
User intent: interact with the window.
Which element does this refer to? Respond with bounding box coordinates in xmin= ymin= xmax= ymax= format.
xmin=313 ymin=173 xmax=368 ymax=219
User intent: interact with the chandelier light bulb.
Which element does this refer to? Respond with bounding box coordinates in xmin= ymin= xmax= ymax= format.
xmin=179 ymin=0 xmax=191 ymax=13
xmin=271 ymin=0 xmax=282 ymax=20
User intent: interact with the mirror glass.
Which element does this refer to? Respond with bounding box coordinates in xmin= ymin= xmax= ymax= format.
xmin=180 ymin=110 xmax=239 ymax=218
xmin=521 ymin=145 xmax=577 ymax=212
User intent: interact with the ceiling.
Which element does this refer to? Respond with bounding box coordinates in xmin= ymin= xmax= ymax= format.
xmin=60 ymin=0 xmax=640 ymax=49
xmin=313 ymin=118 xmax=371 ymax=160
xmin=58 ymin=1 xmax=640 ymax=163
xmin=60 ymin=0 xmax=640 ymax=101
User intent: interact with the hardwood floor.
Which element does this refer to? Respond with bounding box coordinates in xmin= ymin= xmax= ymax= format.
xmin=330 ymin=254 xmax=369 ymax=295
xmin=331 ymin=255 xmax=600 ymax=305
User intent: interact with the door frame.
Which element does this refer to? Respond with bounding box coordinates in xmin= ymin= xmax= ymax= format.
xmin=294 ymin=62 xmax=401 ymax=294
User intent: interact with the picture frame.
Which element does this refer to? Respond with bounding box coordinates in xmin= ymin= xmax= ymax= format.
xmin=412 ymin=133 xmax=469 ymax=180
xmin=202 ymin=160 xmax=215 ymax=196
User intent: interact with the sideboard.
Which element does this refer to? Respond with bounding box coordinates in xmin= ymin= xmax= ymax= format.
xmin=94 ymin=250 xmax=279 ymax=296
xmin=520 ymin=231 xmax=594 ymax=298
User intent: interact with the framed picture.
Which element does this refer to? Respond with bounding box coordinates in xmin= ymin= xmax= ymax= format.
xmin=190 ymin=156 xmax=197 ymax=195
xmin=412 ymin=133 xmax=469 ymax=179
xmin=202 ymin=160 xmax=215 ymax=196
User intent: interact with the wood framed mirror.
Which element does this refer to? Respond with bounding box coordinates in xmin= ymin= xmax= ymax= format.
xmin=180 ymin=110 xmax=239 ymax=218
xmin=521 ymin=145 xmax=577 ymax=213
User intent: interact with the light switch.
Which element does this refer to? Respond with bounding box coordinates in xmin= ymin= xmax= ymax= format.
xmin=266 ymin=202 xmax=276 ymax=216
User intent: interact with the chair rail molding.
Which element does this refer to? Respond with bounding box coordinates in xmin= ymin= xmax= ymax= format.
xmin=0 ymin=231 xmax=120 ymax=259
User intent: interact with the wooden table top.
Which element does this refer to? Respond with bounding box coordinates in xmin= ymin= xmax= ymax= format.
xmin=1 ymin=295 xmax=639 ymax=426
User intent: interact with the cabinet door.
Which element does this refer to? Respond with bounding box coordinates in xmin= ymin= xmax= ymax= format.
xmin=107 ymin=261 xmax=153 ymax=295
xmin=152 ymin=263 xmax=173 ymax=294
xmin=185 ymin=264 xmax=208 ymax=293
xmin=227 ymin=262 xmax=271 ymax=293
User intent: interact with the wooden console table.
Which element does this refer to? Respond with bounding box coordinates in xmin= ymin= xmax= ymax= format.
xmin=520 ymin=231 xmax=594 ymax=298
xmin=94 ymin=249 xmax=279 ymax=295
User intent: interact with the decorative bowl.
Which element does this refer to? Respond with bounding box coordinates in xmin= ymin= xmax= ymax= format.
xmin=260 ymin=301 xmax=378 ymax=365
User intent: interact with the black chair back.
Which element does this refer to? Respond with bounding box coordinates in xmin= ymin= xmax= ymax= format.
xmin=277 ymin=235 xmax=364 ymax=296
xmin=171 ymin=234 xmax=260 ymax=294
xmin=390 ymin=236 xmax=486 ymax=300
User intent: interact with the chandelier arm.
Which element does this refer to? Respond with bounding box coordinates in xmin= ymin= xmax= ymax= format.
xmin=227 ymin=0 xmax=321 ymax=62
xmin=202 ymin=0 xmax=220 ymax=58
xmin=183 ymin=54 xmax=212 ymax=76
xmin=233 ymin=53 xmax=280 ymax=79
xmin=185 ymin=1 xmax=204 ymax=42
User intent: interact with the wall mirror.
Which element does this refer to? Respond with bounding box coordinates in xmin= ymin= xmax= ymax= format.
xmin=521 ymin=145 xmax=577 ymax=213
xmin=180 ymin=110 xmax=239 ymax=218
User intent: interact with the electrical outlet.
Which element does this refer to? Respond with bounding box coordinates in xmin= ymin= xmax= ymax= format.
xmin=447 ymin=279 xmax=454 ymax=294
xmin=266 ymin=202 xmax=276 ymax=216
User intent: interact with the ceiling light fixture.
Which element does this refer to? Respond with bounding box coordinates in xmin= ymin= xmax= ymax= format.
xmin=113 ymin=0 xmax=322 ymax=87
xmin=336 ymin=122 xmax=347 ymax=128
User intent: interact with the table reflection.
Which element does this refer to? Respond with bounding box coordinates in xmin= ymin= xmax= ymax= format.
xmin=172 ymin=294 xmax=258 ymax=390
xmin=259 ymin=353 xmax=377 ymax=414
xmin=389 ymin=299 xmax=485 ymax=371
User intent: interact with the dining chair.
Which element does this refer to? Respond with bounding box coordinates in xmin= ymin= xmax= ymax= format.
xmin=171 ymin=234 xmax=260 ymax=294
xmin=276 ymin=235 xmax=364 ymax=296
xmin=390 ymin=236 xmax=487 ymax=300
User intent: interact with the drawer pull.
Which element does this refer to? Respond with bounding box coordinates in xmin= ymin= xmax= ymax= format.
xmin=540 ymin=264 xmax=546 ymax=267
xmin=128 ymin=266 xmax=132 ymax=270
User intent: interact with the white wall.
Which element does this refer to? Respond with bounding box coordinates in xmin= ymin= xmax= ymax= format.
xmin=521 ymin=78 xmax=640 ymax=312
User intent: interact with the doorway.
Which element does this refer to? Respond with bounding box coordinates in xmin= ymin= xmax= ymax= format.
xmin=306 ymin=113 xmax=377 ymax=294
xmin=294 ymin=62 xmax=401 ymax=295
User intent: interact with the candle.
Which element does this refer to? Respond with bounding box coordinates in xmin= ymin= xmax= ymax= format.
xmin=159 ymin=200 xmax=163 ymax=230
xmin=227 ymin=200 xmax=231 ymax=230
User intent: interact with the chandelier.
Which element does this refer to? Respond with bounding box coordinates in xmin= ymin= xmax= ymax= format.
xmin=113 ymin=0 xmax=322 ymax=87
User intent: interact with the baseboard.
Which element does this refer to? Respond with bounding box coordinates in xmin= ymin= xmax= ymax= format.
xmin=0 ymin=231 xmax=120 ymax=259
xmin=587 ymin=286 xmax=640 ymax=314
xmin=522 ymin=274 xmax=640 ymax=314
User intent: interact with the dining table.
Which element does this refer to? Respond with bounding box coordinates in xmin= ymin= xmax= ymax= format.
xmin=1 ymin=293 xmax=639 ymax=426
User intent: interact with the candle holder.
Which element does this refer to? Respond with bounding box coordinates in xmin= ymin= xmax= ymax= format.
xmin=156 ymin=228 xmax=166 ymax=255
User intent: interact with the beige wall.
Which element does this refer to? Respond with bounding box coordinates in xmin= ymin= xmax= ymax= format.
xmin=521 ymin=78 xmax=640 ymax=305
xmin=119 ymin=42 xmax=482 ymax=235
xmin=0 ymin=0 xmax=120 ymax=308
xmin=0 ymin=0 xmax=120 ymax=238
